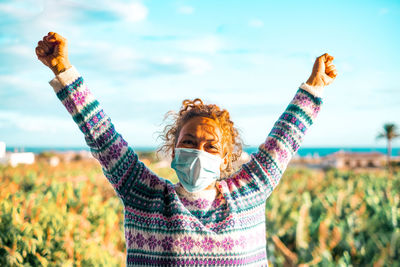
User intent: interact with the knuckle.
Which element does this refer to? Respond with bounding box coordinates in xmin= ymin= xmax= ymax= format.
xmin=54 ymin=33 xmax=62 ymax=39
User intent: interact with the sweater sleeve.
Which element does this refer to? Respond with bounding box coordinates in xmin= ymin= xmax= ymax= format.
xmin=222 ymin=83 xmax=323 ymax=202
xmin=49 ymin=66 xmax=148 ymax=203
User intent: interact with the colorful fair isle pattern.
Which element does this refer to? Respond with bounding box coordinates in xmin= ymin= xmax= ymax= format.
xmin=49 ymin=66 xmax=323 ymax=267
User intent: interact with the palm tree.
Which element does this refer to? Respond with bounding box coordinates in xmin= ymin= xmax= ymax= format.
xmin=376 ymin=123 xmax=400 ymax=165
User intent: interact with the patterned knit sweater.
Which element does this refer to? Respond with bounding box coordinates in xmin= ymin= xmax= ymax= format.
xmin=49 ymin=66 xmax=323 ymax=267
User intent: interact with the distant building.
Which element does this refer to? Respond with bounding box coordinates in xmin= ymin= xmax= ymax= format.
xmin=322 ymin=151 xmax=386 ymax=169
xmin=49 ymin=156 xmax=60 ymax=167
xmin=9 ymin=152 xmax=35 ymax=167
xmin=0 ymin=141 xmax=6 ymax=164
xmin=0 ymin=142 xmax=5 ymax=157
xmin=0 ymin=142 xmax=35 ymax=167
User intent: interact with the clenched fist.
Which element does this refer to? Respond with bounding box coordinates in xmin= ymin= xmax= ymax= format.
xmin=306 ymin=53 xmax=337 ymax=87
xmin=35 ymin=32 xmax=71 ymax=75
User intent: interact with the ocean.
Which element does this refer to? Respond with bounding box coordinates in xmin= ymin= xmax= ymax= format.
xmin=244 ymin=147 xmax=399 ymax=157
xmin=5 ymin=146 xmax=400 ymax=157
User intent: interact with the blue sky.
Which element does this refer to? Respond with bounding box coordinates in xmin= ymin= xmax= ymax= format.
xmin=0 ymin=0 xmax=399 ymax=148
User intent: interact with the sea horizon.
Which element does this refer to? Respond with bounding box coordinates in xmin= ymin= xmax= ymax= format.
xmin=5 ymin=145 xmax=400 ymax=158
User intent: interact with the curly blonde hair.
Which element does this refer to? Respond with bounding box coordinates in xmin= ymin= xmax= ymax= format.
xmin=158 ymin=98 xmax=242 ymax=177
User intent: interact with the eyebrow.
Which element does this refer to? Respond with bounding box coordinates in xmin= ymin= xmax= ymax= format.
xmin=182 ymin=133 xmax=218 ymax=143
xmin=183 ymin=133 xmax=196 ymax=138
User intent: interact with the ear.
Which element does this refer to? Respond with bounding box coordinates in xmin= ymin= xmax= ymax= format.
xmin=220 ymin=153 xmax=229 ymax=171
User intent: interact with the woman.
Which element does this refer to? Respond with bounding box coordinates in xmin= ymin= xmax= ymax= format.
xmin=36 ymin=32 xmax=337 ymax=266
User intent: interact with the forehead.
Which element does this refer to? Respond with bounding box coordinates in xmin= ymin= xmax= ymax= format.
xmin=179 ymin=116 xmax=222 ymax=140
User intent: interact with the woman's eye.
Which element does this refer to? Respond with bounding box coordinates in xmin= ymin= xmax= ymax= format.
xmin=182 ymin=140 xmax=194 ymax=145
xmin=208 ymin=145 xmax=219 ymax=151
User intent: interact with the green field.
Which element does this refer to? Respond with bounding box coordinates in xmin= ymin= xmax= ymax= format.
xmin=1 ymin=157 xmax=399 ymax=266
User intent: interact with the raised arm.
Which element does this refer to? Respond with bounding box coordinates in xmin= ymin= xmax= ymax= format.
xmin=224 ymin=54 xmax=337 ymax=201
xmin=35 ymin=32 xmax=149 ymax=203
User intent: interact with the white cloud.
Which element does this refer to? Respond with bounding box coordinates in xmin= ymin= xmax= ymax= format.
xmin=30 ymin=1 xmax=83 ymax=35
xmin=177 ymin=6 xmax=194 ymax=15
xmin=178 ymin=36 xmax=223 ymax=54
xmin=71 ymin=42 xmax=213 ymax=77
xmin=109 ymin=2 xmax=148 ymax=22
xmin=207 ymin=91 xmax=285 ymax=107
xmin=73 ymin=39 xmax=212 ymax=76
xmin=75 ymin=40 xmax=114 ymax=52
xmin=72 ymin=37 xmax=219 ymax=75
xmin=0 ymin=0 xmax=44 ymax=19
xmin=183 ymin=58 xmax=211 ymax=74
xmin=115 ymin=118 xmax=160 ymax=145
xmin=0 ymin=111 xmax=72 ymax=134
xmin=98 ymin=44 xmax=139 ymax=72
xmin=0 ymin=72 xmax=46 ymax=97
xmin=133 ymin=56 xmax=212 ymax=76
xmin=78 ymin=0 xmax=148 ymax=22
xmin=248 ymin=19 xmax=264 ymax=28
xmin=1 ymin=43 xmax=33 ymax=58
xmin=6 ymin=0 xmax=148 ymax=31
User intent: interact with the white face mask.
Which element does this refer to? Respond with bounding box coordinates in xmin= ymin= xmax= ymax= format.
xmin=171 ymin=148 xmax=222 ymax=193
